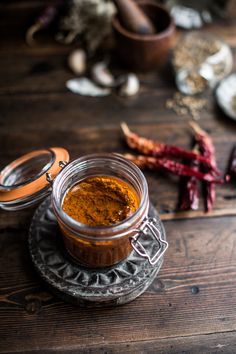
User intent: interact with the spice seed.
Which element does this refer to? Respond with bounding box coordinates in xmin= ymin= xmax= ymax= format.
xmin=232 ymin=95 xmax=236 ymax=113
xmin=166 ymin=92 xmax=208 ymax=120
xmin=173 ymin=35 xmax=221 ymax=72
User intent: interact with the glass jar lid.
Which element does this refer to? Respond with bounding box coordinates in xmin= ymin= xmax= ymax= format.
xmin=0 ymin=147 xmax=69 ymax=210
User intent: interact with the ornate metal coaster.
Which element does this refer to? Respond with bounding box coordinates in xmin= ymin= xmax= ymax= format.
xmin=29 ymin=197 xmax=166 ymax=307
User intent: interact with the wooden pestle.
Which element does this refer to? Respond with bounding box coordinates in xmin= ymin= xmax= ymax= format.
xmin=113 ymin=0 xmax=156 ymax=35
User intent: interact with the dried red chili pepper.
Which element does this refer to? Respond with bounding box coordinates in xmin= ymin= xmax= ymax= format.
xmin=190 ymin=122 xmax=217 ymax=212
xmin=123 ymin=154 xmax=224 ymax=184
xmin=26 ymin=1 xmax=63 ymax=46
xmin=179 ymin=145 xmax=200 ymax=211
xmin=121 ymin=123 xmax=219 ymax=174
xmin=227 ymin=145 xmax=236 ymax=178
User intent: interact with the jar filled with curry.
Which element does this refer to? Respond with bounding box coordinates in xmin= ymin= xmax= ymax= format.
xmin=0 ymin=150 xmax=167 ymax=268
xmin=52 ymin=153 xmax=168 ymax=268
xmin=62 ymin=176 xmax=139 ymax=227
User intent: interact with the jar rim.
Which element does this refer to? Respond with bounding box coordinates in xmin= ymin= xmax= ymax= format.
xmin=0 ymin=149 xmax=55 ymax=190
xmin=0 ymin=147 xmax=70 ymax=209
xmin=52 ymin=153 xmax=149 ymax=240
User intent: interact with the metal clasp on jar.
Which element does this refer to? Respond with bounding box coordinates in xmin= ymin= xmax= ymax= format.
xmin=46 ymin=160 xmax=68 ymax=186
xmin=130 ymin=217 xmax=168 ymax=266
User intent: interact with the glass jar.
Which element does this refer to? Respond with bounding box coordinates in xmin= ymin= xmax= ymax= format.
xmin=0 ymin=148 xmax=69 ymax=210
xmin=0 ymin=150 xmax=168 ymax=268
xmin=172 ymin=32 xmax=233 ymax=95
xmin=52 ymin=153 xmax=168 ymax=268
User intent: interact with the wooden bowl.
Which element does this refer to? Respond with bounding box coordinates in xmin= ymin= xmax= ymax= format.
xmin=112 ymin=1 xmax=175 ymax=72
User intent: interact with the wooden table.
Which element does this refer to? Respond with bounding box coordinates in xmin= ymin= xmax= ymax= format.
xmin=1 ymin=1 xmax=236 ymax=353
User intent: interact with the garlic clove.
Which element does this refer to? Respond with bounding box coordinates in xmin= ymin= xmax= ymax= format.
xmin=91 ymin=61 xmax=115 ymax=88
xmin=119 ymin=74 xmax=140 ymax=97
xmin=68 ymin=49 xmax=86 ymax=75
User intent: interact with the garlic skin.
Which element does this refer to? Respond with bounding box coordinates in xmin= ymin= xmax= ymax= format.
xmin=91 ymin=61 xmax=115 ymax=87
xmin=66 ymin=77 xmax=111 ymax=97
xmin=119 ymin=74 xmax=140 ymax=96
xmin=68 ymin=49 xmax=86 ymax=75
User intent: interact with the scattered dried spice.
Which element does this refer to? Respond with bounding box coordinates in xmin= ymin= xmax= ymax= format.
xmin=166 ymin=92 xmax=208 ymax=120
xmin=121 ymin=122 xmax=217 ymax=171
xmin=184 ymin=71 xmax=208 ymax=95
xmin=232 ymin=95 xmax=236 ymax=113
xmin=173 ymin=34 xmax=221 ymax=72
xmin=172 ymin=33 xmax=232 ymax=95
xmin=212 ymin=61 xmax=228 ymax=77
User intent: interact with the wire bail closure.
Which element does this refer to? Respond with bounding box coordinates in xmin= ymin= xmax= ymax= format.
xmin=46 ymin=161 xmax=68 ymax=186
xmin=130 ymin=217 xmax=168 ymax=266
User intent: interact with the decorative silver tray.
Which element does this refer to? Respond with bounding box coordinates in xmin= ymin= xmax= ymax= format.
xmin=29 ymin=197 xmax=166 ymax=307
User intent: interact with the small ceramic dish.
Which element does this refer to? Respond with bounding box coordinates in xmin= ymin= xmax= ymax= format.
xmin=215 ymin=73 xmax=236 ymax=120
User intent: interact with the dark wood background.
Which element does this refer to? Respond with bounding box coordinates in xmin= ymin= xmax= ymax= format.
xmin=0 ymin=1 xmax=236 ymax=353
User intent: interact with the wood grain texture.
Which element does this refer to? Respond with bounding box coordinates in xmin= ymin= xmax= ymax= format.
xmin=16 ymin=332 xmax=236 ymax=354
xmin=0 ymin=215 xmax=236 ymax=353
xmin=1 ymin=1 xmax=236 ymax=353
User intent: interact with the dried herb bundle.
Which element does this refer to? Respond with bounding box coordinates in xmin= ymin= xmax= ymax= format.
xmin=59 ymin=0 xmax=116 ymax=52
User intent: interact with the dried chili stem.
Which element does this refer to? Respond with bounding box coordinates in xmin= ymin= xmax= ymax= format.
xmin=26 ymin=2 xmax=63 ymax=46
xmin=123 ymin=154 xmax=224 ymax=184
xmin=121 ymin=122 xmax=219 ymax=174
xmin=26 ymin=23 xmax=42 ymax=46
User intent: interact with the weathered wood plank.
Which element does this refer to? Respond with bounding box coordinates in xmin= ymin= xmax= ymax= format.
xmin=0 ymin=47 xmax=235 ymax=94
xmin=1 ymin=1 xmax=236 ymax=353
xmin=15 ymin=331 xmax=236 ymax=354
xmin=0 ymin=119 xmax=236 ymax=221
xmin=1 ymin=88 xmax=236 ymax=133
xmin=0 ymin=216 xmax=236 ymax=352
xmin=0 ymin=1 xmax=236 ymax=56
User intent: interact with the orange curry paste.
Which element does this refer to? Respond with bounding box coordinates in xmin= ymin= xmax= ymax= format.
xmin=62 ymin=176 xmax=139 ymax=227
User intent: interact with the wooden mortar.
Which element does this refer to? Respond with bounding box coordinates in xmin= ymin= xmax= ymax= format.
xmin=113 ymin=1 xmax=175 ymax=71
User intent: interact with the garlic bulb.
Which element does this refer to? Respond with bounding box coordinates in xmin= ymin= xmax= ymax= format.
xmin=68 ymin=49 xmax=86 ymax=75
xmin=119 ymin=74 xmax=140 ymax=96
xmin=91 ymin=61 xmax=115 ymax=87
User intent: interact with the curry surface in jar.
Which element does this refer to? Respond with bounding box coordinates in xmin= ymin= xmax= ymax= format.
xmin=62 ymin=175 xmax=139 ymax=227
